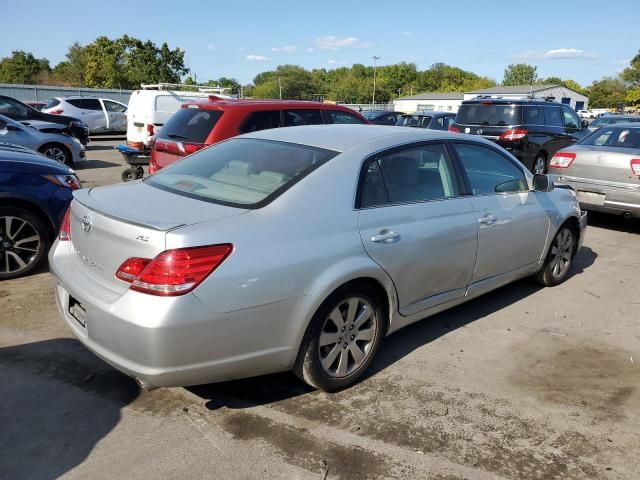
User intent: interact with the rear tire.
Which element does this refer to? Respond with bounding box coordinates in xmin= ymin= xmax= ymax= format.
xmin=39 ymin=143 xmax=72 ymax=166
xmin=533 ymin=225 xmax=576 ymax=286
xmin=0 ymin=207 xmax=49 ymax=280
xmin=294 ymin=283 xmax=385 ymax=392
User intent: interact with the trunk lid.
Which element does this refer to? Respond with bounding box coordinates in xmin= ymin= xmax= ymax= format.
xmin=69 ymin=182 xmax=248 ymax=293
xmin=565 ymin=145 xmax=640 ymax=184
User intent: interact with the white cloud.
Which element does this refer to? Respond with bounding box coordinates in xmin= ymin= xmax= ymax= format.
xmin=246 ymin=54 xmax=270 ymax=61
xmin=402 ymin=31 xmax=412 ymax=36
xmin=313 ymin=35 xmax=371 ymax=50
xmin=271 ymin=45 xmax=297 ymax=53
xmin=207 ymin=44 xmax=216 ymax=51
xmin=513 ymin=48 xmax=597 ymax=60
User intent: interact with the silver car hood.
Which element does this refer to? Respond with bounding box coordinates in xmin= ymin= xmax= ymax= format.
xmin=74 ymin=181 xmax=249 ymax=230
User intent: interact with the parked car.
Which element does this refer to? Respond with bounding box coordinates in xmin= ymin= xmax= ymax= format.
xmin=549 ymin=123 xmax=640 ymax=218
xmin=586 ymin=114 xmax=640 ymax=133
xmin=149 ymin=98 xmax=368 ymax=173
xmin=362 ymin=110 xmax=404 ymax=125
xmin=42 ymin=96 xmax=128 ymax=134
xmin=577 ymin=110 xmax=593 ymax=119
xmin=0 ymin=95 xmax=89 ymax=145
xmin=396 ymin=111 xmax=457 ymax=130
xmin=126 ymin=88 xmax=214 ymax=152
xmin=49 ymin=125 xmax=586 ymax=391
xmin=26 ymin=102 xmax=47 ymax=111
xmin=449 ymin=99 xmax=590 ymax=174
xmin=0 ymin=114 xmax=85 ymax=165
xmin=0 ymin=142 xmax=80 ymax=279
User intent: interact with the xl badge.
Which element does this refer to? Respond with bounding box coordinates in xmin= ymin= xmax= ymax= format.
xmin=81 ymin=215 xmax=92 ymax=232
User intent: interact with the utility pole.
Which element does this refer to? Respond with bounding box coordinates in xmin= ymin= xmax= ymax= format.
xmin=372 ymin=56 xmax=380 ymax=107
xmin=278 ymin=77 xmax=282 ymax=99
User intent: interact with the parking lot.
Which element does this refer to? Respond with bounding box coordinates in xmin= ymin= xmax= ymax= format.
xmin=1 ymin=137 xmax=639 ymax=480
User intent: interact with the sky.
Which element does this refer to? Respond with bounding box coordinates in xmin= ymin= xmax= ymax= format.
xmin=2 ymin=0 xmax=638 ymax=87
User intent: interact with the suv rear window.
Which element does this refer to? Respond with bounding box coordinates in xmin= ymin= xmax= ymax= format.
xmin=456 ymin=103 xmax=522 ymax=126
xmin=159 ymin=107 xmax=222 ymax=143
xmin=147 ymin=138 xmax=338 ymax=208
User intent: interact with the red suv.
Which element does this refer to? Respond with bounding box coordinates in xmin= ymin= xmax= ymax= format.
xmin=149 ymin=98 xmax=369 ymax=173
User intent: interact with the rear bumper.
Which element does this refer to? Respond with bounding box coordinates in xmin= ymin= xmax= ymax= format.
xmin=550 ymin=174 xmax=640 ymax=218
xmin=48 ymin=241 xmax=301 ymax=388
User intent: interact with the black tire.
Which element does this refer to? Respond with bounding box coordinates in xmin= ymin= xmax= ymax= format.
xmin=294 ymin=283 xmax=385 ymax=391
xmin=0 ymin=207 xmax=50 ymax=280
xmin=533 ymin=224 xmax=576 ymax=287
xmin=135 ymin=166 xmax=145 ymax=179
xmin=39 ymin=143 xmax=73 ymax=166
xmin=532 ymin=153 xmax=547 ymax=175
xmin=121 ymin=168 xmax=136 ymax=182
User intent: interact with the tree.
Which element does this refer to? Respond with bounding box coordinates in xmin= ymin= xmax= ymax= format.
xmin=502 ymin=63 xmax=538 ymax=86
xmin=586 ymin=77 xmax=627 ymax=108
xmin=0 ymin=50 xmax=50 ymax=84
xmin=252 ymin=65 xmax=320 ymax=100
xmin=622 ymin=50 xmax=640 ymax=105
xmin=53 ymin=42 xmax=87 ymax=86
xmin=416 ymin=63 xmax=495 ymax=93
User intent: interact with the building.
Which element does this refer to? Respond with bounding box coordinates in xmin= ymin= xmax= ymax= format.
xmin=393 ymin=92 xmax=464 ymax=113
xmin=463 ymin=84 xmax=589 ymax=111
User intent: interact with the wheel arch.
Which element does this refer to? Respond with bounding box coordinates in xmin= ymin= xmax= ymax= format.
xmin=38 ymin=142 xmax=72 ymax=164
xmin=0 ymin=195 xmax=56 ymax=241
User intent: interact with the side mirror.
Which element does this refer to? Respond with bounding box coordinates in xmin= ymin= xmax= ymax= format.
xmin=533 ymin=173 xmax=554 ymax=192
xmin=581 ymin=119 xmax=589 ymax=129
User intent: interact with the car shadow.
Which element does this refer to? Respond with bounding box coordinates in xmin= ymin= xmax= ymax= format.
xmin=75 ymin=159 xmax=120 ymax=169
xmin=189 ymin=246 xmax=598 ymax=408
xmin=0 ymin=338 xmax=139 ymax=479
xmin=90 ymin=135 xmax=126 ymax=141
xmin=587 ymin=211 xmax=639 ymax=233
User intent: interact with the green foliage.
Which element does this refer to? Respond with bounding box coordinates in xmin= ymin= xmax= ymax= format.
xmin=622 ymin=50 xmax=640 ymax=105
xmin=0 ymin=51 xmax=50 ymax=84
xmin=586 ymin=77 xmax=627 ymax=108
xmin=503 ymin=63 xmax=538 ymax=86
xmin=252 ymin=64 xmax=321 ymax=100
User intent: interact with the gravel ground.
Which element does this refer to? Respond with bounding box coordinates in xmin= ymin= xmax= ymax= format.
xmin=1 ymin=137 xmax=639 ymax=480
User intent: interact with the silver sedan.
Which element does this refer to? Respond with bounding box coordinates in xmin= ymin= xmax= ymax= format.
xmin=49 ymin=125 xmax=587 ymax=391
xmin=549 ymin=123 xmax=640 ymax=218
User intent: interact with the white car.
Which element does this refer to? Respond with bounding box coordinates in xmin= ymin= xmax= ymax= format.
xmin=577 ymin=110 xmax=594 ymax=119
xmin=42 ymin=97 xmax=128 ymax=134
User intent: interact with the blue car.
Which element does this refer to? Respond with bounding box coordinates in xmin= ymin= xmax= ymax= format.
xmin=0 ymin=143 xmax=80 ymax=279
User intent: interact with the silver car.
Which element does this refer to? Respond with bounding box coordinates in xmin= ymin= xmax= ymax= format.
xmin=0 ymin=114 xmax=85 ymax=165
xmin=49 ymin=125 xmax=587 ymax=391
xmin=42 ymin=96 xmax=128 ymax=134
xmin=549 ymin=123 xmax=640 ymax=218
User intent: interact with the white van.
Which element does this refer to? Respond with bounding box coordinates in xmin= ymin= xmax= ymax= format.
xmin=126 ymin=86 xmax=215 ymax=150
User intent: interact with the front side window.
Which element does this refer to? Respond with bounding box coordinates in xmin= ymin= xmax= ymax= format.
xmin=562 ymin=108 xmax=580 ymax=129
xmin=0 ymin=98 xmax=29 ymax=117
xmin=104 ymin=100 xmax=127 ymax=113
xmin=326 ymin=110 xmax=366 ymax=124
xmin=147 ymin=138 xmax=338 ymax=207
xmin=454 ymin=143 xmax=527 ymax=195
xmin=239 ymin=110 xmax=280 ymax=133
xmin=283 ymin=109 xmax=324 ymax=127
xmin=360 ymin=143 xmax=460 ymax=207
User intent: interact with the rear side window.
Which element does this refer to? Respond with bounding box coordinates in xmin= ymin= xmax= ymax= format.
xmin=159 ymin=108 xmax=222 ymax=143
xmin=456 ymin=104 xmax=522 ymax=126
xmin=147 ymin=138 xmax=338 ymax=208
xmin=454 ymin=143 xmax=527 ymax=195
xmin=523 ymin=106 xmax=544 ymax=124
xmin=44 ymin=98 xmax=60 ymax=109
xmin=239 ymin=110 xmax=280 ymax=133
xmin=68 ymin=98 xmax=102 ymax=110
xmin=545 ymin=107 xmax=563 ymax=127
xmin=326 ymin=110 xmax=366 ymax=124
xmin=397 ymin=115 xmax=431 ymax=127
xmin=283 ymin=109 xmax=324 ymax=127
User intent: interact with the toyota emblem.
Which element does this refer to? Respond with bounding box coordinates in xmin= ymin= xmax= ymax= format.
xmin=81 ymin=215 xmax=92 ymax=232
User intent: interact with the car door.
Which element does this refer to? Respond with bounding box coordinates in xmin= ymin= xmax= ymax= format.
xmin=543 ymin=105 xmax=571 ymax=156
xmin=102 ymin=99 xmax=127 ymax=132
xmin=358 ymin=142 xmax=478 ymax=316
xmin=69 ymin=99 xmax=106 ymax=132
xmin=562 ymin=106 xmax=589 ymax=143
xmin=451 ymin=142 xmax=550 ymax=284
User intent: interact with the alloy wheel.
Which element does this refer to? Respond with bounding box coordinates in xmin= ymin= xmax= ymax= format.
xmin=549 ymin=228 xmax=574 ymax=279
xmin=43 ymin=146 xmax=68 ymax=164
xmin=318 ymin=296 xmax=378 ymax=378
xmin=0 ymin=216 xmax=42 ymax=276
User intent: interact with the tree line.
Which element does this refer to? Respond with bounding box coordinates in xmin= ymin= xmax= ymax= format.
xmin=0 ymin=36 xmax=637 ymax=108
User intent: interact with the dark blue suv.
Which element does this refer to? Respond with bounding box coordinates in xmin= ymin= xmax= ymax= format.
xmin=0 ymin=143 xmax=80 ymax=279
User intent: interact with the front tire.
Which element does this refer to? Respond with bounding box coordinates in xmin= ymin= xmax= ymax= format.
xmin=0 ymin=207 xmax=49 ymax=280
xmin=40 ymin=143 xmax=72 ymax=166
xmin=294 ymin=284 xmax=385 ymax=391
xmin=534 ymin=225 xmax=576 ymax=286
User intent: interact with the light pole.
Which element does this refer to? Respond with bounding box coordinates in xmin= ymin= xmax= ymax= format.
xmin=372 ymin=56 xmax=380 ymax=107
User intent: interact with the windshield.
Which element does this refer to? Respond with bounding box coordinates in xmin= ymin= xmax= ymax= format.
xmin=396 ymin=114 xmax=431 ymax=127
xmin=456 ymin=103 xmax=522 ymax=126
xmin=147 ymin=138 xmax=339 ymax=208
xmin=158 ymin=107 xmax=223 ymax=143
xmin=580 ymin=127 xmax=640 ymax=148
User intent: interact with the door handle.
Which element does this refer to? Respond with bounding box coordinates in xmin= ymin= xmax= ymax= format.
xmin=371 ymin=231 xmax=400 ymax=243
xmin=478 ymin=214 xmax=498 ymax=226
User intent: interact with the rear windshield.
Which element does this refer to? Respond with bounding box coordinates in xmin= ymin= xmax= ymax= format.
xmin=396 ymin=114 xmax=431 ymax=127
xmin=456 ymin=103 xmax=522 ymax=126
xmin=147 ymin=138 xmax=338 ymax=208
xmin=591 ymin=116 xmax=640 ymax=126
xmin=158 ymin=107 xmax=222 ymax=143
xmin=44 ymin=98 xmax=60 ymax=109
xmin=579 ymin=127 xmax=640 ymax=148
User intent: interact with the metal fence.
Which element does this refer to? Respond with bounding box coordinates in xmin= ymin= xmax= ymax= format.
xmin=341 ymin=103 xmax=396 ymax=112
xmin=0 ymin=83 xmax=133 ymax=104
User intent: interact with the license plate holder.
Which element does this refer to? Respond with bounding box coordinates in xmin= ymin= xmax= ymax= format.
xmin=68 ymin=296 xmax=87 ymax=328
xmin=577 ymin=191 xmax=605 ymax=206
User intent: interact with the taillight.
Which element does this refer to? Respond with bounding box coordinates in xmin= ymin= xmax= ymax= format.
xmin=549 ymin=151 xmax=576 ymax=168
xmin=183 ymin=143 xmax=204 ymax=154
xmin=50 ymin=109 xmax=64 ymax=115
xmin=448 ymin=125 xmax=460 ymax=133
xmin=499 ymin=129 xmax=528 ymax=141
xmin=148 ymin=155 xmax=159 ymax=174
xmin=59 ymin=207 xmax=71 ymax=241
xmin=631 ymin=159 xmax=640 ymax=176
xmin=153 ymin=140 xmax=203 ymax=157
xmin=146 ymin=124 xmax=155 ymax=136
xmin=115 ymin=244 xmax=233 ymax=296
xmin=43 ymin=174 xmax=81 ymax=190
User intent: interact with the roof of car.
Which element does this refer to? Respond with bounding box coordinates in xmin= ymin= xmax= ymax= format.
xmin=186 ymin=98 xmax=358 ymax=111
xmin=242 ymin=124 xmax=477 ymax=152
xmin=462 ymin=98 xmax=569 ymax=106
xmin=405 ymin=110 xmax=453 ymax=116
